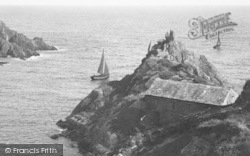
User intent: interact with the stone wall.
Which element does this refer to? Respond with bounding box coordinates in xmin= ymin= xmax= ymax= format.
xmin=143 ymin=95 xmax=215 ymax=125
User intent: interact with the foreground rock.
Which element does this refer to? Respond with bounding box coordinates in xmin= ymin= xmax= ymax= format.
xmin=0 ymin=21 xmax=57 ymax=59
xmin=56 ymin=32 xmax=250 ymax=156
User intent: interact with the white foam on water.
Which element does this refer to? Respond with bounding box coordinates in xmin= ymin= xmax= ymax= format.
xmin=26 ymin=53 xmax=49 ymax=61
xmin=12 ymin=57 xmax=25 ymax=61
xmin=55 ymin=46 xmax=69 ymax=52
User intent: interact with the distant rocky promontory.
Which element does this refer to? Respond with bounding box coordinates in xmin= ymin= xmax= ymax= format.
xmin=0 ymin=21 xmax=57 ymax=59
xmin=55 ymin=31 xmax=250 ymax=156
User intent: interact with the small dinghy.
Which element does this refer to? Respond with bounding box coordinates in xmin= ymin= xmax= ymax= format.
xmin=91 ymin=50 xmax=109 ymax=80
xmin=213 ymin=32 xmax=221 ymax=49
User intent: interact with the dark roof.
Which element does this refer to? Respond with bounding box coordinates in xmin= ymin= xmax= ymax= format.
xmin=145 ymin=78 xmax=238 ymax=106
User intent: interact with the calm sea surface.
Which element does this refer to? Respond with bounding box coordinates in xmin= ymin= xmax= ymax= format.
xmin=0 ymin=6 xmax=250 ymax=156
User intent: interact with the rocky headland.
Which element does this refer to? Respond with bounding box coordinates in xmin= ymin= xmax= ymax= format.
xmin=0 ymin=21 xmax=57 ymax=59
xmin=55 ymin=31 xmax=250 ymax=156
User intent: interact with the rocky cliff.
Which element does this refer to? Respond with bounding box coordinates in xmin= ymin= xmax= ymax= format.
xmin=55 ymin=32 xmax=250 ymax=156
xmin=0 ymin=21 xmax=57 ymax=59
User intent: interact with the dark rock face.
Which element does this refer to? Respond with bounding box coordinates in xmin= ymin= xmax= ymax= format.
xmin=0 ymin=21 xmax=57 ymax=59
xmin=56 ymin=32 xmax=249 ymax=156
xmin=235 ymin=80 xmax=250 ymax=110
xmin=32 ymin=37 xmax=57 ymax=51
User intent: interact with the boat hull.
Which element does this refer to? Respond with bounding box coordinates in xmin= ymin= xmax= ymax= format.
xmin=213 ymin=45 xmax=220 ymax=49
xmin=91 ymin=75 xmax=109 ymax=80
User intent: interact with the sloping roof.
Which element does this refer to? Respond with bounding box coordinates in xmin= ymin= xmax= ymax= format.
xmin=145 ymin=78 xmax=238 ymax=106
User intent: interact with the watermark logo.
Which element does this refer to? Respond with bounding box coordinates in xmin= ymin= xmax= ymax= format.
xmin=0 ymin=144 xmax=63 ymax=156
xmin=5 ymin=148 xmax=11 ymax=154
xmin=188 ymin=12 xmax=237 ymax=40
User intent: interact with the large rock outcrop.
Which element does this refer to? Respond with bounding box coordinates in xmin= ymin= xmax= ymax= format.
xmin=55 ymin=32 xmax=250 ymax=156
xmin=0 ymin=21 xmax=57 ymax=59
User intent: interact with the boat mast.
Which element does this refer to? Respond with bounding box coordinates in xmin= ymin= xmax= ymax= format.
xmin=217 ymin=32 xmax=221 ymax=46
xmin=102 ymin=50 xmax=105 ymax=74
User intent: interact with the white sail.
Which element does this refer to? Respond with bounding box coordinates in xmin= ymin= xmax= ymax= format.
xmin=97 ymin=50 xmax=109 ymax=76
xmin=104 ymin=62 xmax=109 ymax=75
xmin=97 ymin=51 xmax=104 ymax=74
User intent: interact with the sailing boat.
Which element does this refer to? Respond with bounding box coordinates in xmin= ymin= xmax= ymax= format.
xmin=213 ymin=32 xmax=221 ymax=49
xmin=91 ymin=50 xmax=110 ymax=80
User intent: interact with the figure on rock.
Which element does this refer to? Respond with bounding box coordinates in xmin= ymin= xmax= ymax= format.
xmin=166 ymin=30 xmax=178 ymax=61
xmin=170 ymin=30 xmax=174 ymax=41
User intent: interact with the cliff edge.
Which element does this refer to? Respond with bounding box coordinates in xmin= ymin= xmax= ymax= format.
xmin=56 ymin=32 xmax=250 ymax=156
xmin=0 ymin=21 xmax=57 ymax=59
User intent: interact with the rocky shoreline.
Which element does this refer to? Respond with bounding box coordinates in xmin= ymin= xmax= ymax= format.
xmin=0 ymin=21 xmax=57 ymax=59
xmin=55 ymin=32 xmax=250 ymax=156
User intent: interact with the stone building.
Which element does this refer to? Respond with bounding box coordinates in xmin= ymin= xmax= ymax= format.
xmin=143 ymin=78 xmax=238 ymax=124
